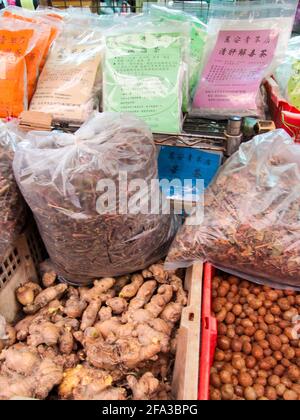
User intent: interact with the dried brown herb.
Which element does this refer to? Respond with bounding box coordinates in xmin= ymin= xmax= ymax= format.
xmin=14 ymin=113 xmax=179 ymax=285
xmin=0 ymin=128 xmax=25 ymax=262
xmin=167 ymin=130 xmax=300 ymax=289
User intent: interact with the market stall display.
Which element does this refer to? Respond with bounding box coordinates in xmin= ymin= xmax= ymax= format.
xmin=167 ymin=129 xmax=300 ymax=289
xmin=14 ymin=112 xmax=179 ymax=285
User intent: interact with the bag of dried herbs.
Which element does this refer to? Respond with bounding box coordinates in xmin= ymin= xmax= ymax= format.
xmin=14 ymin=112 xmax=179 ymax=285
xmin=167 ymin=129 xmax=300 ymax=289
xmin=0 ymin=123 xmax=26 ymax=262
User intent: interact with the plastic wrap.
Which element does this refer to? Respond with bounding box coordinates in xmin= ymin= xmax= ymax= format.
xmin=103 ymin=20 xmax=189 ymax=134
xmin=2 ymin=6 xmax=63 ymax=73
xmin=167 ymin=129 xmax=300 ymax=289
xmin=1 ymin=11 xmax=50 ymax=102
xmin=0 ymin=19 xmax=42 ymax=118
xmin=29 ymin=23 xmax=103 ymax=125
xmin=14 ymin=112 xmax=179 ymax=285
xmin=192 ymin=0 xmax=298 ymax=119
xmin=274 ymin=36 xmax=300 ymax=110
xmin=0 ymin=122 xmax=26 ymax=263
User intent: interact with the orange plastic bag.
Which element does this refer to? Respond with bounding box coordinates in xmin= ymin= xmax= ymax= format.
xmin=2 ymin=8 xmax=62 ymax=99
xmin=0 ymin=25 xmax=36 ymax=118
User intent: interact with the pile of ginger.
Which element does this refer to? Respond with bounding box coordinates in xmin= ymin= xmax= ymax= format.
xmin=0 ymin=260 xmax=187 ymax=400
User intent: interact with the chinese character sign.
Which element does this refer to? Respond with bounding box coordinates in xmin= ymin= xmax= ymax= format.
xmin=193 ymin=30 xmax=279 ymax=112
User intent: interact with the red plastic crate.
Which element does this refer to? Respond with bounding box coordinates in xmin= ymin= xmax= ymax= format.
xmin=198 ymin=263 xmax=218 ymax=400
xmin=265 ymin=78 xmax=300 ymax=142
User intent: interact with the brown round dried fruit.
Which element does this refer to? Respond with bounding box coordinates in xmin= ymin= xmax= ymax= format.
xmin=231 ymin=339 xmax=243 ymax=353
xmin=244 ymin=386 xmax=257 ymax=401
xmin=287 ymin=366 xmax=300 ymax=382
xmin=238 ymin=372 xmax=253 ymax=388
xmin=215 ymin=350 xmax=225 ymax=362
xmin=252 ymin=344 xmax=264 ymax=360
xmin=276 ymin=384 xmax=286 ymax=397
xmin=232 ymin=304 xmax=243 ymax=316
xmin=221 ymin=384 xmax=234 ymax=401
xmin=253 ymin=384 xmax=265 ymax=398
xmin=268 ymin=375 xmax=280 ymax=387
xmin=283 ymin=390 xmax=298 ymax=401
xmin=265 ymin=386 xmax=277 ymax=401
xmin=220 ymin=370 xmax=232 ymax=385
xmin=210 ymin=388 xmax=222 ymax=401
xmin=218 ymin=336 xmax=231 ymax=351
xmin=268 ymin=335 xmax=282 ymax=351
xmin=210 ymin=373 xmax=222 ymax=388
xmin=246 ymin=356 xmax=257 ymax=369
xmin=254 ymin=330 xmax=266 ymax=342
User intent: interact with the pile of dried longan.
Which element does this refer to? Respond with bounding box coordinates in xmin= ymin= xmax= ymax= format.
xmin=210 ymin=275 xmax=300 ymax=400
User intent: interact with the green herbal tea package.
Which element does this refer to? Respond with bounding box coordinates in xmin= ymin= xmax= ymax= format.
xmin=103 ymin=27 xmax=187 ymax=134
xmin=149 ymin=5 xmax=207 ymax=105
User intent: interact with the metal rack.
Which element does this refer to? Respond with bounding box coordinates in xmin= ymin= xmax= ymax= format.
xmin=44 ymin=0 xmax=211 ymax=22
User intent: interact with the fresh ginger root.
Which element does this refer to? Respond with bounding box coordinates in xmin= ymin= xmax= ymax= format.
xmin=58 ymin=364 xmax=124 ymax=400
xmin=148 ymin=264 xmax=169 ymax=284
xmin=16 ymin=282 xmax=42 ymax=307
xmin=27 ymin=320 xmax=60 ymax=347
xmin=80 ymin=299 xmax=102 ymax=331
xmin=23 ymin=284 xmax=68 ymax=314
xmin=119 ymin=274 xmax=144 ymax=299
xmin=7 ymin=258 xmax=187 ymax=400
xmin=42 ymin=271 xmax=57 ymax=288
xmin=64 ymin=294 xmax=87 ymax=319
xmin=106 ymin=297 xmax=128 ymax=315
xmin=98 ymin=306 xmax=112 ymax=322
xmin=128 ymin=280 xmax=157 ymax=311
xmin=80 ymin=278 xmax=115 ymax=303
xmin=127 ymin=372 xmax=160 ymax=400
xmin=0 ymin=345 xmax=63 ymax=400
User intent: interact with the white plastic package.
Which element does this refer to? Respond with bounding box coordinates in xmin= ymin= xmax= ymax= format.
xmin=192 ymin=0 xmax=298 ymax=119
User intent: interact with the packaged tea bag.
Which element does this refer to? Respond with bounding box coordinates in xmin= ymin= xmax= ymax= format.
xmin=30 ymin=24 xmax=103 ymax=125
xmin=192 ymin=0 xmax=298 ymax=119
xmin=149 ymin=4 xmax=207 ymax=107
xmin=103 ymin=21 xmax=188 ymax=134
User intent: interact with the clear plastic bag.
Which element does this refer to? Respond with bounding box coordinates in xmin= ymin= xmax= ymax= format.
xmin=274 ymin=36 xmax=300 ymax=110
xmin=103 ymin=19 xmax=189 ymax=134
xmin=0 ymin=19 xmax=44 ymax=118
xmin=192 ymin=0 xmax=298 ymax=119
xmin=167 ymin=129 xmax=300 ymax=289
xmin=149 ymin=4 xmax=207 ymax=107
xmin=14 ymin=112 xmax=179 ymax=285
xmin=29 ymin=23 xmax=103 ymax=125
xmin=0 ymin=122 xmax=26 ymax=263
